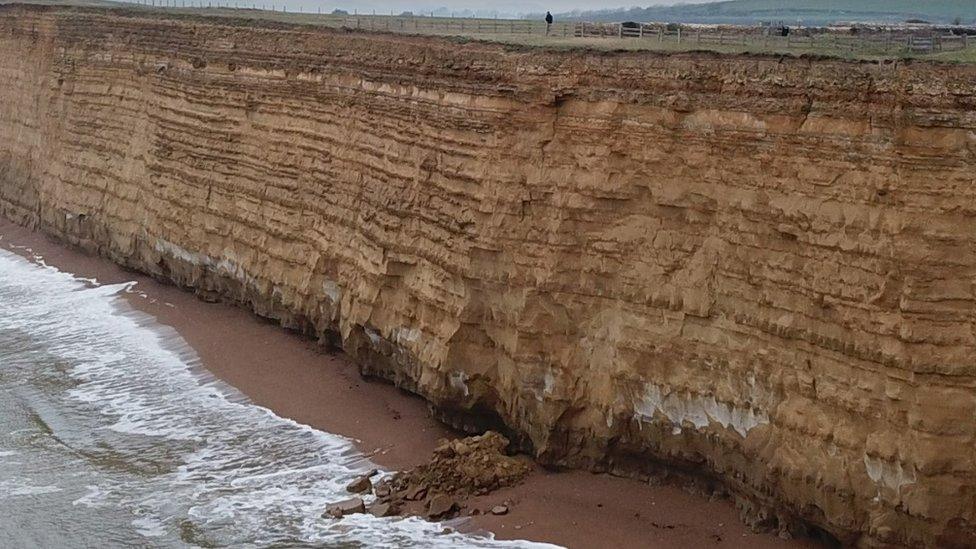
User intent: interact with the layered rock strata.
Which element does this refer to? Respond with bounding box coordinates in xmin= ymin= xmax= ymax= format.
xmin=1 ymin=5 xmax=974 ymax=546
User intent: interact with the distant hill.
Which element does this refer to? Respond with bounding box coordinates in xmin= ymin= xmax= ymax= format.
xmin=551 ymin=0 xmax=976 ymax=25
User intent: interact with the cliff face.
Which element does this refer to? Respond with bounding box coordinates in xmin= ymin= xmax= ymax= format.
xmin=1 ymin=6 xmax=975 ymax=546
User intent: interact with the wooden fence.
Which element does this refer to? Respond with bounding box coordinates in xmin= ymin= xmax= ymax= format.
xmin=574 ymin=21 xmax=971 ymax=54
xmin=327 ymin=16 xmax=576 ymax=36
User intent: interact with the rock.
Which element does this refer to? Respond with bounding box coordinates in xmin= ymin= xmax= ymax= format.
xmin=324 ymin=497 xmax=365 ymax=518
xmin=388 ymin=432 xmax=530 ymax=503
xmin=405 ymin=484 xmax=427 ymax=501
xmin=366 ymin=468 xmax=379 ymax=478
xmin=491 ymin=505 xmax=509 ymax=516
xmin=346 ymin=475 xmax=373 ymax=494
xmin=369 ymin=502 xmax=399 ymax=518
xmin=469 ymin=508 xmax=482 ymax=516
xmin=374 ymin=482 xmax=392 ymax=498
xmin=426 ymin=494 xmax=457 ymax=519
xmin=433 ymin=439 xmax=455 ymax=458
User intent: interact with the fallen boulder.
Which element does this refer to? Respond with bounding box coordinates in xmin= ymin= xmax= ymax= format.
xmin=346 ymin=475 xmax=373 ymax=494
xmin=404 ymin=484 xmax=427 ymax=501
xmin=390 ymin=431 xmax=530 ymax=499
xmin=375 ymin=480 xmax=392 ymax=498
xmin=324 ymin=497 xmax=366 ymax=518
xmin=370 ymin=501 xmax=399 ymax=518
xmin=426 ymin=494 xmax=458 ymax=519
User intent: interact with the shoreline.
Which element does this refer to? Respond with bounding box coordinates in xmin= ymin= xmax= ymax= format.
xmin=0 ymin=220 xmax=819 ymax=549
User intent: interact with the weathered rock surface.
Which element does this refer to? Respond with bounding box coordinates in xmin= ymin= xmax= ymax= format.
xmin=0 ymin=5 xmax=974 ymax=547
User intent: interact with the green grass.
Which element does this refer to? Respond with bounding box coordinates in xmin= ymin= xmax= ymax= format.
xmin=574 ymin=0 xmax=976 ymax=25
xmin=926 ymin=47 xmax=976 ymax=62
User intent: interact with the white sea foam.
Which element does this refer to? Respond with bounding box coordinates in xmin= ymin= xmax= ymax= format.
xmin=0 ymin=248 xmax=558 ymax=548
xmin=72 ymin=485 xmax=111 ymax=508
xmin=0 ymin=478 xmax=63 ymax=497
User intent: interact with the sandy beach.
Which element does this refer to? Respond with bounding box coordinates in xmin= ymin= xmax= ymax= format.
xmin=0 ymin=220 xmax=820 ymax=549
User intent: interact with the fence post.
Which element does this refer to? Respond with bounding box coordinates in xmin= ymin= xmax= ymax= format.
xmin=618 ymin=23 xmax=622 ymax=38
xmin=677 ymin=27 xmax=681 ymax=44
xmin=659 ymin=26 xmax=664 ymax=43
xmin=639 ymin=24 xmax=643 ymax=39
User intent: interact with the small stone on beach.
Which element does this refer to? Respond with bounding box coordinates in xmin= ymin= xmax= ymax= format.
xmin=491 ymin=505 xmax=509 ymax=516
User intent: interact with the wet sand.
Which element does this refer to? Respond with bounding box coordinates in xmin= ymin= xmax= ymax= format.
xmin=0 ymin=220 xmax=821 ymax=549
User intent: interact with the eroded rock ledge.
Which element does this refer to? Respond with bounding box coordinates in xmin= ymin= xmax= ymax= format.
xmin=1 ymin=5 xmax=974 ymax=547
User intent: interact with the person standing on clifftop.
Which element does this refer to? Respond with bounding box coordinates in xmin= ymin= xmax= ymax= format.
xmin=545 ymin=11 xmax=554 ymax=35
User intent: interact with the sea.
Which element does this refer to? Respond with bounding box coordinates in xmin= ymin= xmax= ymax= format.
xmin=0 ymin=246 xmax=556 ymax=549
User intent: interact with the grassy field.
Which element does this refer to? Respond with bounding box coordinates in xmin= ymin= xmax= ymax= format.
xmin=4 ymin=0 xmax=975 ymax=63
xmin=926 ymin=45 xmax=976 ymax=62
xmin=572 ymin=0 xmax=976 ymax=26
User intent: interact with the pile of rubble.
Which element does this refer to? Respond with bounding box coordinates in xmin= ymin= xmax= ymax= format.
xmin=324 ymin=431 xmax=531 ymax=521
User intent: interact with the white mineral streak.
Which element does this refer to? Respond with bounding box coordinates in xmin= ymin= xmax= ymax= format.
xmin=635 ymin=383 xmax=769 ymax=437
xmin=864 ymin=455 xmax=917 ymax=491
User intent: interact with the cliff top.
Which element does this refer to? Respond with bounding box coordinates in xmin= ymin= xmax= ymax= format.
xmin=3 ymin=1 xmax=975 ymax=64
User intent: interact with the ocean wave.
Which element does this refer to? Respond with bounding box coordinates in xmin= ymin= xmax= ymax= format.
xmin=0 ymin=249 xmax=558 ymax=548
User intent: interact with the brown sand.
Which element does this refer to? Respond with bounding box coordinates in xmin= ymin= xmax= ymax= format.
xmin=0 ymin=220 xmax=821 ymax=549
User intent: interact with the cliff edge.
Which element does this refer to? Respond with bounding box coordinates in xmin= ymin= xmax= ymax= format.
xmin=1 ymin=5 xmax=974 ymax=546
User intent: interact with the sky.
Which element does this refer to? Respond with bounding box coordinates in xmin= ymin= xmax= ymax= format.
xmin=345 ymin=0 xmax=711 ymax=11
xmin=255 ymin=1 xmax=714 ymax=17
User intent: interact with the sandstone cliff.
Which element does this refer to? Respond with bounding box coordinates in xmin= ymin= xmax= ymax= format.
xmin=1 ymin=5 xmax=974 ymax=546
